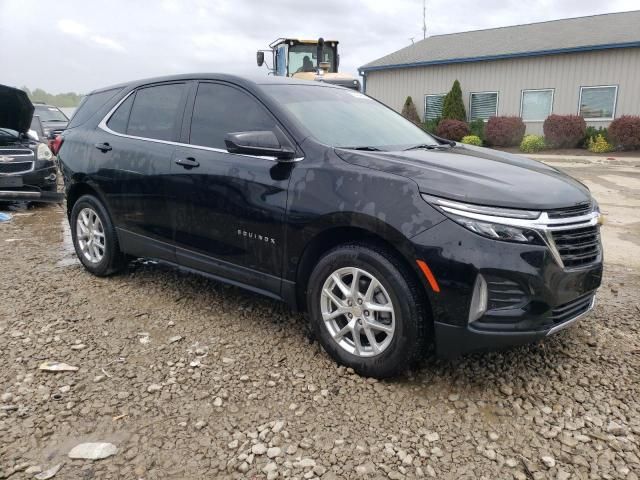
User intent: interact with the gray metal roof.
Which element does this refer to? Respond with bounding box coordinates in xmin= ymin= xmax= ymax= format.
xmin=360 ymin=11 xmax=640 ymax=72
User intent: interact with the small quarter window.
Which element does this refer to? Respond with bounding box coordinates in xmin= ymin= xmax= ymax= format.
xmin=127 ymin=83 xmax=186 ymax=141
xmin=107 ymin=94 xmax=134 ymax=134
xmin=190 ymin=83 xmax=276 ymax=149
xmin=579 ymin=86 xmax=617 ymax=120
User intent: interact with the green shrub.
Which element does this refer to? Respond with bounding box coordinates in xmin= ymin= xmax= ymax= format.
xmin=587 ymin=134 xmax=613 ymax=153
xmin=442 ymin=80 xmax=466 ymax=121
xmin=401 ymin=96 xmax=421 ymax=125
xmin=422 ymin=117 xmax=440 ymax=134
xmin=520 ymin=135 xmax=546 ymax=153
xmin=583 ymin=126 xmax=608 ymax=147
xmin=461 ymin=135 xmax=482 ymax=146
xmin=468 ymin=119 xmax=485 ymax=140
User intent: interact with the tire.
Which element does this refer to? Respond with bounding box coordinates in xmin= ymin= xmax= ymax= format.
xmin=307 ymin=243 xmax=428 ymax=378
xmin=70 ymin=194 xmax=127 ymax=276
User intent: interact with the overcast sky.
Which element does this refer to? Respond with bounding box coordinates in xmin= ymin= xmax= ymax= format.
xmin=1 ymin=0 xmax=638 ymax=94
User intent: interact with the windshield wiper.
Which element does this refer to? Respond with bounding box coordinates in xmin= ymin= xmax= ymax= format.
xmin=404 ymin=143 xmax=451 ymax=151
xmin=342 ymin=146 xmax=384 ymax=151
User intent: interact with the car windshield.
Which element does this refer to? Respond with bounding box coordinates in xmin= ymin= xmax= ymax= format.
xmin=34 ymin=106 xmax=69 ymax=122
xmin=264 ymin=85 xmax=438 ymax=150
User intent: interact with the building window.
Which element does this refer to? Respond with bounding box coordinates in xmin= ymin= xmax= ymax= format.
xmin=469 ymin=92 xmax=498 ymax=121
xmin=424 ymin=94 xmax=445 ymax=121
xmin=579 ymin=86 xmax=617 ymax=120
xmin=521 ymin=89 xmax=554 ymax=122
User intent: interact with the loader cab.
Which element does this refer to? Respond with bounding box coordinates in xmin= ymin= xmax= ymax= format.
xmin=257 ymin=37 xmax=360 ymax=91
xmin=272 ymin=39 xmax=338 ymax=77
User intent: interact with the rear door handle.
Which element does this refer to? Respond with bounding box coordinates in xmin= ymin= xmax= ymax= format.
xmin=174 ymin=157 xmax=200 ymax=169
xmin=94 ymin=142 xmax=112 ymax=152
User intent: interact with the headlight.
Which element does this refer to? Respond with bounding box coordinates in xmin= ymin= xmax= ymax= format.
xmin=422 ymin=193 xmax=545 ymax=244
xmin=37 ymin=143 xmax=53 ymax=161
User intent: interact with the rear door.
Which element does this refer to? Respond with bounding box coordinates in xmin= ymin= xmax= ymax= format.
xmin=168 ymin=81 xmax=294 ymax=296
xmin=91 ymin=82 xmax=190 ymax=260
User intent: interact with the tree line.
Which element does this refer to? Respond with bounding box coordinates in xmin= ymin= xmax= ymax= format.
xmin=21 ymin=86 xmax=83 ymax=107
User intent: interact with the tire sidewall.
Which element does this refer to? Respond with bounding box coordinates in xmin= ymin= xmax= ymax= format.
xmin=307 ymin=246 xmax=421 ymax=378
xmin=70 ymin=195 xmax=118 ymax=276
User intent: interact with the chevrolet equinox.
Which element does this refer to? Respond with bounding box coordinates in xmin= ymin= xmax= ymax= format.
xmin=57 ymin=74 xmax=603 ymax=378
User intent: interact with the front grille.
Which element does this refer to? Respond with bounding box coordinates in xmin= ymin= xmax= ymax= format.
xmin=551 ymin=225 xmax=601 ymax=268
xmin=551 ymin=294 xmax=594 ymax=324
xmin=486 ymin=277 xmax=527 ymax=310
xmin=0 ymin=149 xmax=34 ymax=157
xmin=547 ymin=203 xmax=592 ymax=219
xmin=0 ymin=161 xmax=34 ymax=174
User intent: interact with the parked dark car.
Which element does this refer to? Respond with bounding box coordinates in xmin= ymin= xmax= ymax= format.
xmin=57 ymin=74 xmax=603 ymax=378
xmin=33 ymin=103 xmax=69 ymax=140
xmin=0 ymin=85 xmax=61 ymax=202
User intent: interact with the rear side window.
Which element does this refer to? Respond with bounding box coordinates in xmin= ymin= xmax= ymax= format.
xmin=127 ymin=83 xmax=186 ymax=141
xmin=190 ymin=83 xmax=275 ymax=149
xmin=107 ymin=94 xmax=134 ymax=134
xmin=67 ymin=87 xmax=122 ymax=128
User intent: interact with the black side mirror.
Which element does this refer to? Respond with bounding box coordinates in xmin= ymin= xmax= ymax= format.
xmin=256 ymin=51 xmax=265 ymax=67
xmin=225 ymin=130 xmax=295 ymax=160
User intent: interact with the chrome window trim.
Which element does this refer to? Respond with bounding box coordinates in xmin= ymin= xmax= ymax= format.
xmin=98 ymin=89 xmax=303 ymax=163
xmin=546 ymin=295 xmax=595 ymax=336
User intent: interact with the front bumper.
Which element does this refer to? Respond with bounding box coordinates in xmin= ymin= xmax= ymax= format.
xmin=411 ymin=219 xmax=603 ymax=358
xmin=0 ymin=161 xmax=63 ymax=202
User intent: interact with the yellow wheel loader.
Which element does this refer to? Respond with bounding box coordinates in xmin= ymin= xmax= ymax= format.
xmin=257 ymin=38 xmax=360 ymax=90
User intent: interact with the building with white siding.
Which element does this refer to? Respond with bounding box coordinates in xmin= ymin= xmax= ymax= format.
xmin=359 ymin=11 xmax=640 ymax=134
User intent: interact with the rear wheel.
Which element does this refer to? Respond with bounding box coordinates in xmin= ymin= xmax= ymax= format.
xmin=307 ymin=243 xmax=428 ymax=378
xmin=70 ymin=195 xmax=127 ymax=276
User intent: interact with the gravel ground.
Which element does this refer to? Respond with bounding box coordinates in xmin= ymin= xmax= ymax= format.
xmin=1 ymin=160 xmax=639 ymax=479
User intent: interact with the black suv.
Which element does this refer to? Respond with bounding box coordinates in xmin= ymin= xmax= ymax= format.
xmin=57 ymin=74 xmax=603 ymax=378
xmin=0 ymin=85 xmax=60 ymax=202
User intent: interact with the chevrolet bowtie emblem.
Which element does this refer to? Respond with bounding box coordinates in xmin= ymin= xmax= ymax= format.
xmin=0 ymin=156 xmax=14 ymax=162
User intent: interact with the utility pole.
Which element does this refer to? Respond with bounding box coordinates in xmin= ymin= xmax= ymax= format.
xmin=423 ymin=0 xmax=427 ymax=39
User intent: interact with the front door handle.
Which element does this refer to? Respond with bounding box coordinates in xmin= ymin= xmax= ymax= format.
xmin=174 ymin=157 xmax=200 ymax=169
xmin=94 ymin=142 xmax=112 ymax=152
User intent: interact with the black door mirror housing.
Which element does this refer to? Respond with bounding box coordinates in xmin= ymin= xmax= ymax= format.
xmin=256 ymin=51 xmax=265 ymax=67
xmin=225 ymin=131 xmax=295 ymax=160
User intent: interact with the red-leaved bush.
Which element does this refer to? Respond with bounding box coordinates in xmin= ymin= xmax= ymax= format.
xmin=543 ymin=115 xmax=587 ymax=148
xmin=484 ymin=116 xmax=526 ymax=147
xmin=435 ymin=119 xmax=469 ymax=141
xmin=608 ymin=116 xmax=640 ymax=150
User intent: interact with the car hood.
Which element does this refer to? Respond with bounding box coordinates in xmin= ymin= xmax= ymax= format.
xmin=0 ymin=84 xmax=34 ymax=134
xmin=335 ymin=144 xmax=592 ymax=210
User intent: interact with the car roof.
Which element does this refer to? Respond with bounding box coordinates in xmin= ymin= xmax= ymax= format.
xmin=89 ymin=73 xmax=343 ymax=95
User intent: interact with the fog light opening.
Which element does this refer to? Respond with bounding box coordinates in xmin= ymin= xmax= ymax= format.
xmin=468 ymin=273 xmax=488 ymax=324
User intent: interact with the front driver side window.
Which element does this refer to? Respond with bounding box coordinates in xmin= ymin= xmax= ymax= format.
xmin=190 ymin=83 xmax=276 ymax=150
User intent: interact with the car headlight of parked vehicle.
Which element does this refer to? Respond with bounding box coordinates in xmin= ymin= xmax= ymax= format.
xmin=421 ymin=193 xmax=600 ymax=245
xmin=37 ymin=143 xmax=53 ymax=161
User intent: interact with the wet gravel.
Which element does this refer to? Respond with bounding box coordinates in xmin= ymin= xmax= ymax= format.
xmin=1 ymin=198 xmax=639 ymax=479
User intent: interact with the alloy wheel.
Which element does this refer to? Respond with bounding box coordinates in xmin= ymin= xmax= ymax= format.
xmin=76 ymin=207 xmax=106 ymax=264
xmin=320 ymin=267 xmax=395 ymax=357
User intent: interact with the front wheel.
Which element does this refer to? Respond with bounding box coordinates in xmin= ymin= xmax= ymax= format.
xmin=307 ymin=244 xmax=428 ymax=378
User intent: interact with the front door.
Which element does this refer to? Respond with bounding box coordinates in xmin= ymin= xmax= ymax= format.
xmin=169 ymin=82 xmax=295 ymax=296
